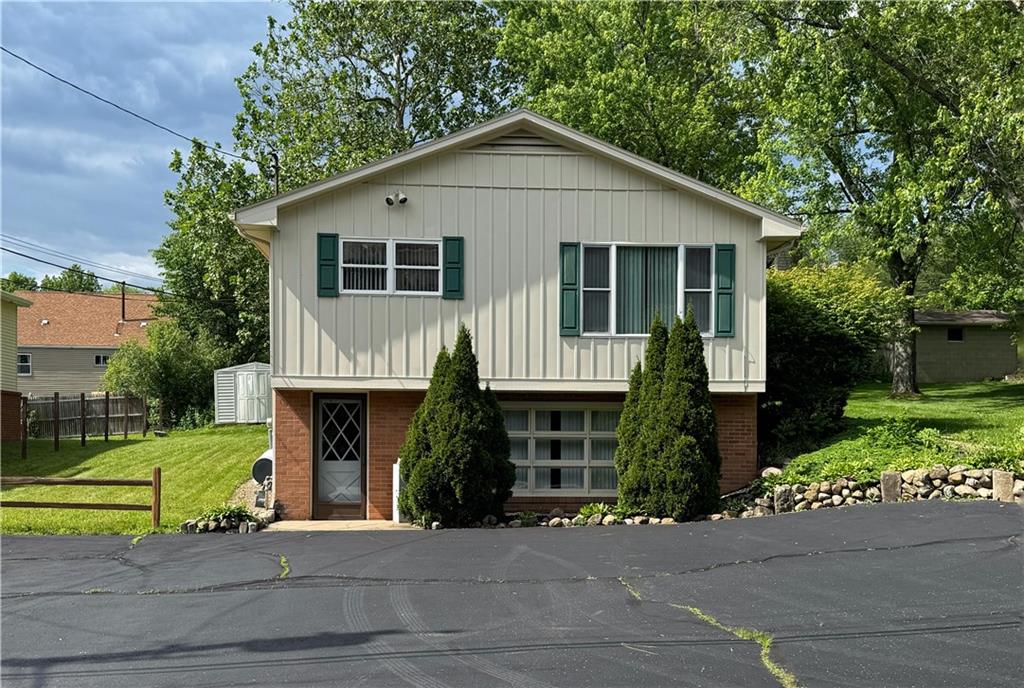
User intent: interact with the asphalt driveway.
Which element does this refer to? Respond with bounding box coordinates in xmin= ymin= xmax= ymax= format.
xmin=2 ymin=501 xmax=1021 ymax=687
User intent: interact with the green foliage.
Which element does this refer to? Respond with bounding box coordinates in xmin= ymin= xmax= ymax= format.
xmin=39 ymin=264 xmax=101 ymax=292
xmin=762 ymin=264 xmax=909 ymax=461
xmin=102 ymin=320 xmax=229 ymax=428
xmin=616 ymin=312 xmax=721 ymax=520
xmin=2 ymin=272 xmax=39 ymax=291
xmin=515 ymin=511 xmax=538 ymax=527
xmin=235 ymin=0 xmax=512 ymax=190
xmin=194 ymin=504 xmax=255 ymax=523
xmin=156 ymin=143 xmax=269 ymax=364
xmin=399 ymin=324 xmax=516 ymax=526
xmin=577 ymin=502 xmax=612 ymax=520
xmin=499 ymin=0 xmax=759 ymax=191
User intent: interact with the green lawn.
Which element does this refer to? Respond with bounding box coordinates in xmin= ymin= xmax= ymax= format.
xmin=774 ymin=381 xmax=1024 ymax=485
xmin=1 ymin=425 xmax=268 ymax=535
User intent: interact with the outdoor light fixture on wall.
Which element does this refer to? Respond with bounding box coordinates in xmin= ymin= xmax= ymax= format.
xmin=385 ymin=191 xmax=408 ymax=206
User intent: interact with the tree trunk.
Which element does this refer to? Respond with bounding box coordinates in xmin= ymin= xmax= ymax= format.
xmin=890 ymin=306 xmax=920 ymax=395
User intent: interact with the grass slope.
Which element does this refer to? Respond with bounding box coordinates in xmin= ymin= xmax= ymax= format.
xmin=775 ymin=381 xmax=1024 ymax=485
xmin=1 ymin=425 xmax=267 ymax=535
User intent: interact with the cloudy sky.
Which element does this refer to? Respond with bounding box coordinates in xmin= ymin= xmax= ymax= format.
xmin=1 ymin=0 xmax=291 ymax=285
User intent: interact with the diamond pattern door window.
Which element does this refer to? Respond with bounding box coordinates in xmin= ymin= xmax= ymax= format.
xmin=321 ymin=401 xmax=361 ymax=462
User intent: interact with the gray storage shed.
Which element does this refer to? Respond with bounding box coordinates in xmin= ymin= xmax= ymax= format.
xmin=214 ymin=362 xmax=272 ymax=424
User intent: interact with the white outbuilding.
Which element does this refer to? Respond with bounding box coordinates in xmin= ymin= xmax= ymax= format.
xmin=214 ymin=362 xmax=271 ymax=424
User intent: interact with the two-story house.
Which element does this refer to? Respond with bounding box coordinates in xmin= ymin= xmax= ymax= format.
xmin=232 ymin=110 xmax=802 ymax=521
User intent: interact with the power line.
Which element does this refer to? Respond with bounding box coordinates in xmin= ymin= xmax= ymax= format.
xmin=1 ymin=246 xmax=240 ymax=306
xmin=2 ymin=234 xmax=164 ymax=283
xmin=0 ymin=45 xmax=248 ymax=161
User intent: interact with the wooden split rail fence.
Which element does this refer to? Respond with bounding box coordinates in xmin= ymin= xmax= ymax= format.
xmin=0 ymin=467 xmax=162 ymax=529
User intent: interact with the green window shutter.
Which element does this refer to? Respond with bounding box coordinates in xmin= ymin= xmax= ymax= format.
xmin=559 ymin=242 xmax=581 ymax=335
xmin=317 ymin=233 xmax=339 ymax=297
xmin=714 ymin=243 xmax=736 ymax=337
xmin=442 ymin=236 xmax=464 ymax=299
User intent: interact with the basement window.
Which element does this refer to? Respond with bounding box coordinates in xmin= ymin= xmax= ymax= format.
xmin=503 ymin=403 xmax=621 ymax=497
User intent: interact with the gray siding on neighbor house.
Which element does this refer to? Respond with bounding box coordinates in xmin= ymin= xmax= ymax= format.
xmin=16 ymin=346 xmax=117 ymax=397
xmin=916 ymin=325 xmax=1018 ymax=383
xmin=271 ymin=148 xmax=767 ymax=392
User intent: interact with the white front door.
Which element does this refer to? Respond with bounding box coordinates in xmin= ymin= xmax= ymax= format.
xmin=316 ymin=396 xmax=365 ymax=518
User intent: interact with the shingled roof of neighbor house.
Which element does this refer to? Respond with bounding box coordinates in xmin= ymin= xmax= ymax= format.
xmin=914 ymin=309 xmax=1013 ymax=327
xmin=15 ymin=291 xmax=159 ymax=347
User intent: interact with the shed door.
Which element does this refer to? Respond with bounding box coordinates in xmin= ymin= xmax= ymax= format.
xmin=236 ymin=371 xmax=268 ymax=424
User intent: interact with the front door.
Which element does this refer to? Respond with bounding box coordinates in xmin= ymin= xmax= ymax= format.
xmin=314 ymin=395 xmax=366 ymax=519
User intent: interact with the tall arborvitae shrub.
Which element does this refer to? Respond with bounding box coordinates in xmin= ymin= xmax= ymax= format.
xmin=399 ymin=324 xmax=515 ymax=526
xmin=615 ymin=313 xmax=668 ymax=514
xmin=655 ymin=311 xmax=721 ymax=519
xmin=615 ymin=310 xmax=721 ymax=519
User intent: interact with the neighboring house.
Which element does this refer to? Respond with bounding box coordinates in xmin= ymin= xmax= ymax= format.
xmin=915 ymin=310 xmax=1018 ymax=383
xmin=232 ymin=109 xmax=802 ymax=521
xmin=15 ymin=291 xmax=158 ymax=397
xmin=2 ymin=290 xmax=32 ymax=440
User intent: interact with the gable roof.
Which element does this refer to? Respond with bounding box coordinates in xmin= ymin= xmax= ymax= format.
xmin=15 ymin=291 xmax=160 ymax=348
xmin=231 ymin=109 xmax=803 ymax=242
xmin=915 ymin=310 xmax=1013 ymax=327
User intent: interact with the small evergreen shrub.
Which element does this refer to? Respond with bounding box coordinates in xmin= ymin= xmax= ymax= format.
xmin=398 ymin=324 xmax=516 ymax=526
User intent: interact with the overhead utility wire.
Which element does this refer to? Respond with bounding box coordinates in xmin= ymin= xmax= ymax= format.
xmin=1 ymin=246 xmax=239 ymax=306
xmin=0 ymin=45 xmax=248 ymax=161
xmin=2 ymin=234 xmax=164 ymax=283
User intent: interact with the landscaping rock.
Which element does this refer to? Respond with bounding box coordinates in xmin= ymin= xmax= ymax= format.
xmin=572 ymin=515 xmax=587 ymax=526
xmin=548 ymin=517 xmax=563 ymax=528
xmin=560 ymin=518 xmax=571 ymax=527
xmin=508 ymin=519 xmax=522 ymax=528
xmin=431 ymin=521 xmax=443 ymax=530
xmin=761 ymin=466 xmax=782 ymax=478
xmin=819 ymin=480 xmax=832 ymax=495
xmin=953 ymin=485 xmax=976 ymax=497
xmin=482 ymin=514 xmax=498 ymax=527
xmin=928 ymin=465 xmax=949 ymax=481
xmin=964 ymin=469 xmax=984 ymax=479
xmin=830 ymin=495 xmax=844 ymax=507
xmin=601 ymin=514 xmax=618 ymax=526
xmin=648 ymin=517 xmax=661 ymax=525
xmin=880 ymin=471 xmax=901 ymax=503
xmin=549 ymin=508 xmax=565 ymax=519
xmin=979 ymin=475 xmax=993 ymax=489
xmin=865 ymin=486 xmax=881 ymax=501
xmin=238 ymin=522 xmax=249 ymax=534
xmin=965 ymin=477 xmax=980 ymax=489
xmin=810 ymin=501 xmax=823 ymax=510
xmin=794 ymin=501 xmax=810 ymax=512
xmin=586 ymin=513 xmax=603 ymax=526
xmin=773 ymin=485 xmax=795 ymax=513
xmin=1014 ymin=479 xmax=1024 ymax=496
xmin=948 ymin=472 xmax=965 ymax=485
xmin=928 ymin=490 xmax=943 ymax=500
xmin=942 ymin=485 xmax=956 ymax=498
xmin=976 ymin=487 xmax=992 ymax=499
xmin=624 ymin=518 xmax=635 ymax=525
xmin=991 ymin=471 xmax=1014 ymax=502
xmin=634 ymin=515 xmax=649 ymax=525
xmin=851 ymin=490 xmax=864 ymax=499
xmin=661 ymin=517 xmax=675 ymax=524
xmin=844 ymin=497 xmax=858 ymax=506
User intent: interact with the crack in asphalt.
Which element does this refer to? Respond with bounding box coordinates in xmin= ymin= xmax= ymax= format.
xmin=2 ymin=531 xmax=1015 ymax=600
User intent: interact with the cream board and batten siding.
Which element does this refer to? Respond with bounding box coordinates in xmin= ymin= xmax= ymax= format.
xmin=15 ymin=346 xmax=116 ymax=397
xmin=1 ymin=299 xmax=19 ymax=392
xmin=271 ymin=149 xmax=766 ymax=393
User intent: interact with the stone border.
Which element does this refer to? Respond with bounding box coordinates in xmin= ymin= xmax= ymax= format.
xmin=710 ymin=466 xmax=1023 ymax=521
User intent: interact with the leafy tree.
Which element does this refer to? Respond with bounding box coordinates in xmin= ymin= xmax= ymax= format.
xmin=762 ymin=264 xmax=909 ymax=461
xmin=39 ymin=264 xmax=101 ymax=292
xmin=103 ymin=320 xmax=230 ymax=428
xmin=499 ymin=0 xmax=760 ymax=190
xmin=399 ymin=324 xmax=514 ymax=526
xmin=235 ymin=0 xmax=513 ymax=189
xmin=154 ymin=143 xmax=269 ymax=364
xmin=1 ymin=272 xmax=38 ymax=291
xmin=739 ymin=1 xmax=1022 ymax=394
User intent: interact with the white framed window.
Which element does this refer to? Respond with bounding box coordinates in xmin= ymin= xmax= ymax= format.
xmin=503 ymin=403 xmax=621 ymax=497
xmin=94 ymin=354 xmax=111 ymax=367
xmin=17 ymin=353 xmax=31 ymax=376
xmin=682 ymin=246 xmax=714 ymax=336
xmin=340 ymin=239 xmax=441 ymax=295
xmin=577 ymin=243 xmax=715 ymax=337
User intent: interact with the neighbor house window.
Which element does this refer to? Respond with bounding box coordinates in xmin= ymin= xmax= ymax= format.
xmin=578 ymin=244 xmax=712 ymax=335
xmin=503 ymin=404 xmax=620 ymax=496
xmin=17 ymin=353 xmax=31 ymax=376
xmin=947 ymin=327 xmax=964 ymax=342
xmin=339 ymin=239 xmax=441 ymax=295
xmin=94 ymin=354 xmax=111 ymax=367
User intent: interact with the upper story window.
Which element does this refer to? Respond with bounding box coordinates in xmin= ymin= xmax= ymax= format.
xmin=17 ymin=353 xmax=31 ymax=376
xmin=340 ymin=239 xmax=441 ymax=295
xmin=94 ymin=354 xmax=111 ymax=367
xmin=581 ymin=244 xmax=713 ymax=336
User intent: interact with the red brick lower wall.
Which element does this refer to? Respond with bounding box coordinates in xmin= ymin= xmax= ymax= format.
xmin=272 ymin=388 xmax=758 ymax=520
xmin=273 ymin=390 xmax=312 ymax=520
xmin=367 ymin=391 xmax=424 ymax=520
xmin=1 ymin=390 xmax=22 ymax=442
